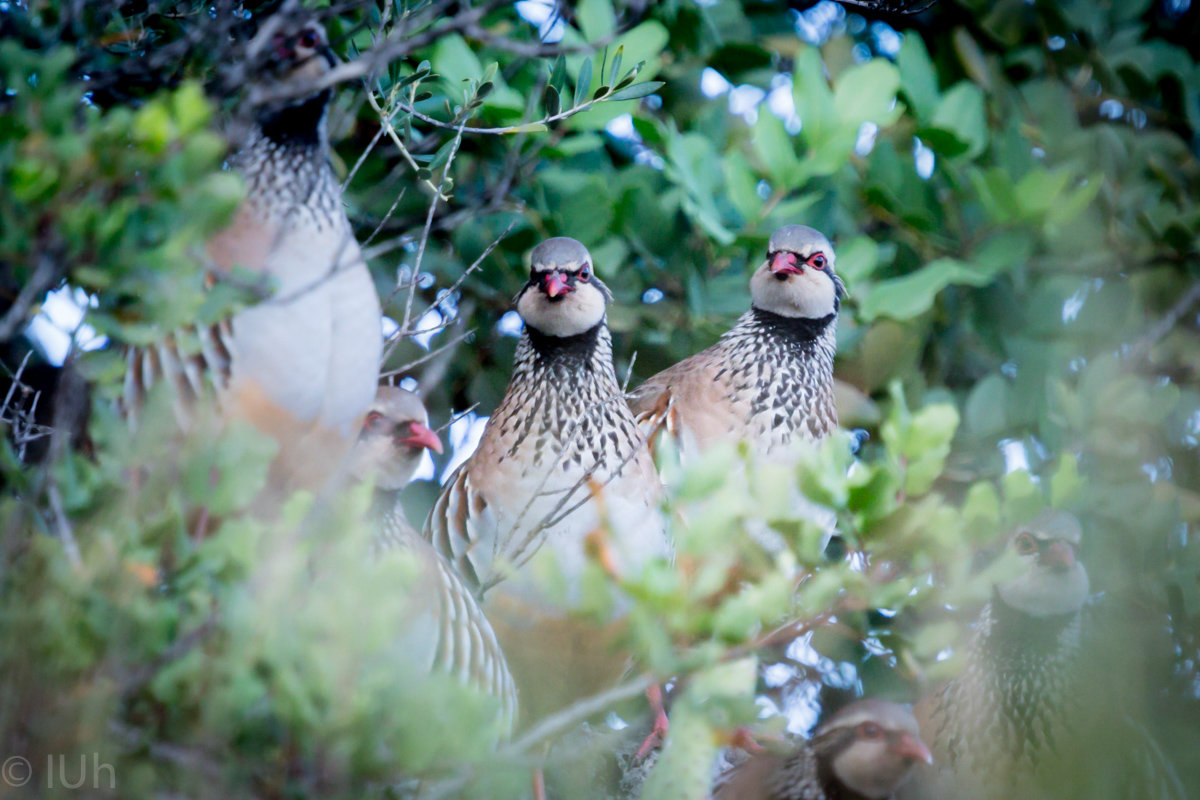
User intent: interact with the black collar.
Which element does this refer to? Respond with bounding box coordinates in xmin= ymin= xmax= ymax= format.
xmin=749 ymin=306 xmax=836 ymax=344
xmin=256 ymin=89 xmax=331 ymax=147
xmin=524 ymin=321 xmax=603 ymax=367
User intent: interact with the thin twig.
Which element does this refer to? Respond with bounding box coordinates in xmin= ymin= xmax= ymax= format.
xmin=1128 ymin=280 xmax=1200 ymax=361
xmin=504 ymin=673 xmax=656 ymax=755
xmin=381 ymin=328 xmax=476 ymax=378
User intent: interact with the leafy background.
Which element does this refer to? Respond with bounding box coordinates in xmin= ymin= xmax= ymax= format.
xmin=1 ymin=0 xmax=1198 ymax=797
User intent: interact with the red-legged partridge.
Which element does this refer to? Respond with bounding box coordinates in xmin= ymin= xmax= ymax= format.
xmin=713 ymin=699 xmax=931 ymax=800
xmin=903 ymin=511 xmax=1184 ymax=800
xmin=350 ymin=386 xmax=518 ymax=735
xmin=423 ymin=237 xmax=666 ymax=724
xmin=122 ymin=19 xmax=382 ymax=492
xmin=630 ymin=225 xmax=843 ymax=463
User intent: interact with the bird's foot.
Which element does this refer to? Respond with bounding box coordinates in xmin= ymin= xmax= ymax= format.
xmin=634 ymin=684 xmax=670 ymax=760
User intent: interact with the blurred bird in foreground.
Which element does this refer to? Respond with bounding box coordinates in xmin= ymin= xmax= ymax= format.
xmin=121 ymin=18 xmax=382 ymax=495
xmin=423 ymin=237 xmax=667 ymax=725
xmin=902 ymin=510 xmax=1185 ymax=800
xmin=713 ymin=698 xmax=931 ymax=800
xmin=350 ymin=386 xmax=518 ymax=736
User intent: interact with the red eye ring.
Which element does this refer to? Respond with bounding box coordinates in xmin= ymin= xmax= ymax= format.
xmin=1015 ymin=532 xmax=1038 ymax=555
xmin=365 ymin=411 xmax=385 ymax=430
xmin=857 ymin=722 xmax=884 ymax=739
xmin=578 ymin=264 xmax=591 ymax=282
xmin=298 ymin=29 xmax=319 ymax=49
xmin=807 ymin=253 xmax=827 ymax=270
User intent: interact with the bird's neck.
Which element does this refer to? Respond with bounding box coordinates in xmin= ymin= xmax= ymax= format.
xmin=255 ymin=90 xmax=332 ymax=149
xmin=812 ymin=732 xmax=877 ymax=800
xmin=945 ymin=597 xmax=1083 ymax=760
xmin=985 ymin=591 xmax=1082 ymax=655
xmin=710 ymin=306 xmax=838 ymax=448
xmin=519 ymin=321 xmax=613 ymax=378
xmin=746 ymin=306 xmax=837 ymax=344
xmin=234 ymin=91 xmax=337 ymax=210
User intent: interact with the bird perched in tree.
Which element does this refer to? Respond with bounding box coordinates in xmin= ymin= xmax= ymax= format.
xmin=122 ymin=18 xmax=382 ymax=493
xmin=350 ymin=386 xmax=518 ymax=735
xmin=713 ymin=699 xmax=932 ymax=800
xmin=423 ymin=237 xmax=666 ymax=723
xmin=424 ymin=236 xmax=665 ymax=596
xmin=903 ymin=510 xmax=1184 ymax=800
xmin=630 ymin=225 xmax=844 ymax=463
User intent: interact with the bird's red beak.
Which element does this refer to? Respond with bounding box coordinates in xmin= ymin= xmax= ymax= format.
xmin=398 ymin=421 xmax=443 ymax=454
xmin=890 ymin=733 xmax=934 ymax=765
xmin=543 ymin=272 xmax=572 ymax=298
xmin=770 ymin=251 xmax=802 ymax=276
xmin=1041 ymin=540 xmax=1075 ymax=572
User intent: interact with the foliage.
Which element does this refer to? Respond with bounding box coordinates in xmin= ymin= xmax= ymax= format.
xmin=1 ymin=0 xmax=1199 ymax=798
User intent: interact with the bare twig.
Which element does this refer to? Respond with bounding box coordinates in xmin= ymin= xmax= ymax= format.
xmin=504 ymin=673 xmax=656 ymax=755
xmin=1128 ymin=280 xmax=1200 ymax=362
xmin=0 ymin=256 xmax=58 ymax=341
xmin=45 ymin=480 xmax=82 ymax=569
xmin=381 ymin=327 xmax=476 ymax=378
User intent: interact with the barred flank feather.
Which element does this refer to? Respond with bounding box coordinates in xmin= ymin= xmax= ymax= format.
xmin=375 ymin=500 xmax=519 ymax=735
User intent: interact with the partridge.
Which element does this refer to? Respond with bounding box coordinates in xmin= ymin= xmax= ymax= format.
xmin=422 ymin=237 xmax=667 ymax=724
xmin=122 ymin=19 xmax=382 ymax=492
xmin=904 ymin=511 xmax=1184 ymax=800
xmin=350 ymin=386 xmax=518 ymax=734
xmin=423 ymin=236 xmax=665 ymax=596
xmin=713 ymin=699 xmax=931 ymax=800
xmin=630 ymin=225 xmax=844 ymax=463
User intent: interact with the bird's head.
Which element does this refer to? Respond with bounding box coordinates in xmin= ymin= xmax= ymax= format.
xmin=516 ymin=237 xmax=611 ymax=337
xmin=814 ymin=698 xmax=932 ymax=799
xmin=750 ymin=225 xmax=845 ymax=319
xmin=996 ymin=510 xmax=1090 ymax=617
xmin=264 ymin=20 xmax=336 ymax=85
xmin=349 ymin=387 xmax=443 ymax=491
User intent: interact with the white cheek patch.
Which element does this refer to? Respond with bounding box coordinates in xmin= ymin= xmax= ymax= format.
xmin=998 ymin=562 xmax=1090 ymax=617
xmin=832 ymin=741 xmax=898 ymax=799
xmin=790 ymin=270 xmax=838 ymax=318
xmin=750 ymin=265 xmax=839 ymax=319
xmin=517 ymin=286 xmax=606 ymax=337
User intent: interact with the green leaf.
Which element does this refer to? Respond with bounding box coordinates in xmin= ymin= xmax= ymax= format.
xmin=965 ymin=374 xmax=1010 ymax=437
xmin=1050 ymin=453 xmax=1084 ymax=507
xmin=577 ymin=0 xmax=617 ymax=41
xmin=574 ymin=57 xmax=593 ymax=108
xmin=549 ymin=54 xmax=567 ymax=95
xmin=833 ymin=59 xmax=902 ymax=129
xmin=897 ymin=33 xmax=939 ymax=121
xmin=931 ymin=82 xmax=987 ymax=158
xmin=607 ymin=80 xmax=664 ymax=102
xmin=752 ymin=110 xmax=804 ymax=186
xmin=543 ymin=85 xmax=560 ymax=117
xmin=859 ymin=258 xmax=977 ymax=320
xmin=608 ymin=46 xmax=623 ymax=88
xmin=793 ymin=46 xmax=836 ymax=145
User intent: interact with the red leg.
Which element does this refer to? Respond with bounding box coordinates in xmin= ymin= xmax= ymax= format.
xmin=634 ymin=683 xmax=670 ymax=760
xmin=532 ymin=765 xmax=546 ymax=800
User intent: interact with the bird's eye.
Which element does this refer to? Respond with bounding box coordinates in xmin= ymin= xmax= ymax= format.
xmin=1015 ymin=532 xmax=1038 ymax=555
xmin=808 ymin=253 xmax=827 ymax=270
xmin=857 ymin=722 xmax=884 ymax=739
xmin=298 ymin=28 xmax=319 ymax=49
xmin=365 ymin=411 xmax=386 ymax=430
xmin=578 ymin=264 xmax=591 ymax=282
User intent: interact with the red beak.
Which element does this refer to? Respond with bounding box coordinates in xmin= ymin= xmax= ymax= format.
xmin=398 ymin=421 xmax=443 ymax=454
xmin=890 ymin=733 xmax=934 ymax=765
xmin=543 ymin=272 xmax=572 ymax=298
xmin=770 ymin=251 xmax=802 ymax=276
xmin=1041 ymin=540 xmax=1075 ymax=572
